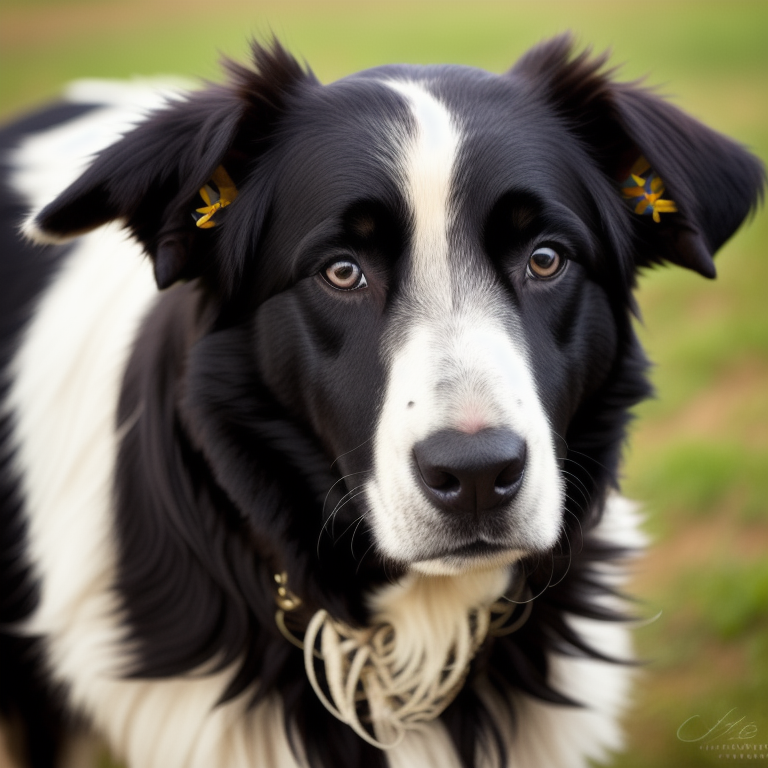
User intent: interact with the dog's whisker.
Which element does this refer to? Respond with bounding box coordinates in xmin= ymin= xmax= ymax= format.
xmin=330 ymin=503 xmax=369 ymax=545
xmin=329 ymin=437 xmax=374 ymax=470
xmin=316 ymin=485 xmax=370 ymax=558
xmin=559 ymin=468 xmax=592 ymax=507
xmin=564 ymin=505 xmax=586 ymax=553
xmin=354 ymin=539 xmax=378 ymax=574
xmin=562 ymin=489 xmax=588 ymax=525
xmin=348 ymin=511 xmax=371 ymax=559
xmin=549 ymin=529 xmax=574 ymax=589
xmin=321 ymin=470 xmax=372 ymax=520
xmin=551 ymin=430 xmax=570 ymax=453
xmin=562 ymin=450 xmax=610 ymax=475
xmin=328 ymin=487 xmax=369 ymax=542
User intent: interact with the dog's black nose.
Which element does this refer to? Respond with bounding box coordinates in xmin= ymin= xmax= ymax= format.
xmin=413 ymin=428 xmax=526 ymax=515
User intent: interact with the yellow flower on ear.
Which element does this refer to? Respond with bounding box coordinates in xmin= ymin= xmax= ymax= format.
xmin=194 ymin=166 xmax=239 ymax=229
xmin=620 ymin=156 xmax=677 ymax=223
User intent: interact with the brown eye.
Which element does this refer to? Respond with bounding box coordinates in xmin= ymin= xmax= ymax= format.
xmin=528 ymin=247 xmax=565 ymax=279
xmin=324 ymin=259 xmax=367 ymax=290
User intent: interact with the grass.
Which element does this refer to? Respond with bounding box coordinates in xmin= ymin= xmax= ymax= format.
xmin=1 ymin=1 xmax=766 ymax=766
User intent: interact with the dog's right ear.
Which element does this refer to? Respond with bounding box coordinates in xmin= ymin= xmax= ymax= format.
xmin=28 ymin=40 xmax=315 ymax=291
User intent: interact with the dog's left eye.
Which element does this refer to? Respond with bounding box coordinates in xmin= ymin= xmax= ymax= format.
xmin=323 ymin=259 xmax=368 ymax=291
xmin=527 ymin=247 xmax=566 ymax=279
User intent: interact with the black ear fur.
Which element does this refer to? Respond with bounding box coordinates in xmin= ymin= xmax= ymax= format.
xmin=31 ymin=40 xmax=314 ymax=290
xmin=511 ymin=35 xmax=765 ymax=278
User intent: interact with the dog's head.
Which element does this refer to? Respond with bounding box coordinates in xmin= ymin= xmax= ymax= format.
xmin=30 ymin=37 xmax=764 ymax=587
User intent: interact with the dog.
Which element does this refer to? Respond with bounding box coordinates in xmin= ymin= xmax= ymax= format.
xmin=0 ymin=34 xmax=763 ymax=768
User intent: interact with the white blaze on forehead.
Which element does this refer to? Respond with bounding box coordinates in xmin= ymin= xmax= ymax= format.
xmin=385 ymin=80 xmax=461 ymax=302
xmin=366 ymin=79 xmax=564 ymax=574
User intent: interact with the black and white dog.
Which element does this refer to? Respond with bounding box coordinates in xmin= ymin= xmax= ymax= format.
xmin=0 ymin=35 xmax=763 ymax=768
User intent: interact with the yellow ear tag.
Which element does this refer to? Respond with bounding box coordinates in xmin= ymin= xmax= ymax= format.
xmin=194 ymin=166 xmax=239 ymax=229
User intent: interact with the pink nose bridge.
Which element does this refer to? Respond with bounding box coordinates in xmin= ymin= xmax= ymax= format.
xmin=455 ymin=402 xmax=491 ymax=435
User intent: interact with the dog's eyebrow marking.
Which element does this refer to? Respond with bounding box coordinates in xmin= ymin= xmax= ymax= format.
xmin=384 ymin=80 xmax=461 ymax=308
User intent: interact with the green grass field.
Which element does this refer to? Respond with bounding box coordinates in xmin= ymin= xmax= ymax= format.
xmin=1 ymin=1 xmax=766 ymax=766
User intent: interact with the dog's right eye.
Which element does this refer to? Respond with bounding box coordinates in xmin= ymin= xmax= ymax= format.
xmin=323 ymin=259 xmax=368 ymax=291
xmin=527 ymin=247 xmax=566 ymax=280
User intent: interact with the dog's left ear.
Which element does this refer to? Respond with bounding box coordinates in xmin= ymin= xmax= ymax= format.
xmin=511 ymin=35 xmax=765 ymax=278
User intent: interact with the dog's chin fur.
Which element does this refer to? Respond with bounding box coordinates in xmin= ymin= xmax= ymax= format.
xmin=0 ymin=35 xmax=763 ymax=768
xmin=410 ymin=550 xmax=525 ymax=577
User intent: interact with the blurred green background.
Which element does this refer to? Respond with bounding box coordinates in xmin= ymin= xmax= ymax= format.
xmin=1 ymin=0 xmax=766 ymax=766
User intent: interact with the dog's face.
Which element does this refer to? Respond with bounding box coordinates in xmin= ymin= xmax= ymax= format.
xmin=250 ymin=70 xmax=622 ymax=574
xmin=31 ymin=39 xmax=763 ymax=586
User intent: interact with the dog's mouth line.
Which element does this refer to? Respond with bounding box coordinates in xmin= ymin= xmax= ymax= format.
xmin=446 ymin=540 xmax=510 ymax=556
xmin=411 ymin=538 xmax=523 ymax=564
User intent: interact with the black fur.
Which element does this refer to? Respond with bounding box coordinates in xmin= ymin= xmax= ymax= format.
xmin=0 ymin=36 xmax=764 ymax=768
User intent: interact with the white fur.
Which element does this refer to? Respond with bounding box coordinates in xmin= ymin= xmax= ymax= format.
xmin=63 ymin=77 xmax=190 ymax=109
xmin=367 ymin=81 xmax=563 ymax=574
xmin=384 ymin=80 xmax=459 ymax=308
